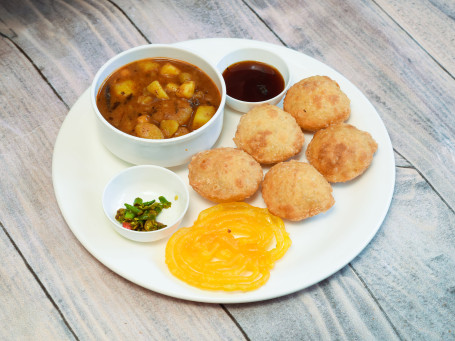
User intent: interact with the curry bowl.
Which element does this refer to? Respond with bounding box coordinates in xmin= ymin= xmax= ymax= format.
xmin=102 ymin=165 xmax=190 ymax=242
xmin=216 ymin=47 xmax=291 ymax=113
xmin=91 ymin=44 xmax=226 ymax=166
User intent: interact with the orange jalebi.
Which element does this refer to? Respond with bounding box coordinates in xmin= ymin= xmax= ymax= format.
xmin=165 ymin=202 xmax=292 ymax=291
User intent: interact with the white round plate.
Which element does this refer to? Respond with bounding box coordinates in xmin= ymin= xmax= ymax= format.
xmin=52 ymin=38 xmax=395 ymax=304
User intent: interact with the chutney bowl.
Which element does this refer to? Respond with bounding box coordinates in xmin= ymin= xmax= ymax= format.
xmin=216 ymin=47 xmax=291 ymax=113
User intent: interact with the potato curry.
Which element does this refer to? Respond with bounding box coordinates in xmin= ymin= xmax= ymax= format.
xmin=96 ymin=58 xmax=221 ymax=139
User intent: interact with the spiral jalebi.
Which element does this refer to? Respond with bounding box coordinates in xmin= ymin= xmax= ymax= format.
xmin=165 ymin=202 xmax=291 ymax=291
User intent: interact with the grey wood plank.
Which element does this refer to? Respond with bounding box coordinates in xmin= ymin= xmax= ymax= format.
xmin=0 ymin=0 xmax=147 ymax=106
xmin=375 ymin=0 xmax=455 ymax=77
xmin=111 ymin=0 xmax=281 ymax=44
xmin=0 ymin=37 xmax=245 ymax=340
xmin=0 ymin=227 xmax=76 ymax=340
xmin=227 ymin=267 xmax=400 ymax=340
xmin=394 ymin=151 xmax=412 ymax=168
xmin=352 ymin=166 xmax=455 ymax=340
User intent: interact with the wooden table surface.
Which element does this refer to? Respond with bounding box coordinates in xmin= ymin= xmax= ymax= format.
xmin=1 ymin=0 xmax=454 ymax=340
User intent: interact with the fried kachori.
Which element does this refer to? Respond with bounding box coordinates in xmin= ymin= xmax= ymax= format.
xmin=283 ymin=75 xmax=350 ymax=131
xmin=306 ymin=123 xmax=378 ymax=183
xmin=233 ymin=104 xmax=305 ymax=164
xmin=262 ymin=160 xmax=335 ymax=221
xmin=188 ymin=147 xmax=263 ymax=203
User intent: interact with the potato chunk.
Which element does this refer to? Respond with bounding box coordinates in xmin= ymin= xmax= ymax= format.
xmin=179 ymin=72 xmax=192 ymax=83
xmin=160 ymin=63 xmax=181 ymax=76
xmin=137 ymin=60 xmax=159 ymax=72
xmin=137 ymin=114 xmax=151 ymax=123
xmin=192 ymin=105 xmax=216 ymax=130
xmin=165 ymin=82 xmax=179 ymax=93
xmin=147 ymin=80 xmax=169 ymax=99
xmin=160 ymin=120 xmax=179 ymax=138
xmin=134 ymin=122 xmax=164 ymax=139
xmin=113 ymin=80 xmax=135 ymax=97
xmin=120 ymin=69 xmax=131 ymax=77
xmin=176 ymin=81 xmax=195 ymax=99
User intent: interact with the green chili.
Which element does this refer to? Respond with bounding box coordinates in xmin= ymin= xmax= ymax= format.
xmin=115 ymin=196 xmax=171 ymax=232
xmin=124 ymin=203 xmax=142 ymax=215
xmin=124 ymin=211 xmax=135 ymax=220
xmin=142 ymin=200 xmax=156 ymax=206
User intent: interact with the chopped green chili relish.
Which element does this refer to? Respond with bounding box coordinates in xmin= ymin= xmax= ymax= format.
xmin=115 ymin=196 xmax=171 ymax=231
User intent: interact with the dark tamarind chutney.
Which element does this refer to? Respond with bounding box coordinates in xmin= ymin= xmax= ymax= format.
xmin=222 ymin=61 xmax=285 ymax=102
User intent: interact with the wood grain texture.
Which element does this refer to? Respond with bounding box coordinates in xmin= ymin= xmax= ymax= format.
xmin=0 ymin=228 xmax=76 ymax=340
xmin=111 ymin=0 xmax=282 ymax=44
xmin=0 ymin=37 xmax=245 ymax=340
xmin=375 ymin=0 xmax=455 ymax=76
xmin=227 ymin=267 xmax=400 ymax=340
xmin=394 ymin=151 xmax=412 ymax=168
xmin=0 ymin=0 xmax=147 ymax=106
xmin=352 ymin=166 xmax=455 ymax=340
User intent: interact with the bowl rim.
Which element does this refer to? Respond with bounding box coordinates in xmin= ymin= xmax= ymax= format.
xmin=216 ymin=46 xmax=291 ymax=106
xmin=102 ymin=165 xmax=190 ymax=236
xmin=91 ymin=44 xmax=227 ymax=144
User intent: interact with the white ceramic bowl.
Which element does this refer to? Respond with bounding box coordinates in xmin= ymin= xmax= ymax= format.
xmin=102 ymin=165 xmax=189 ymax=242
xmin=216 ymin=47 xmax=291 ymax=113
xmin=91 ymin=44 xmax=226 ymax=166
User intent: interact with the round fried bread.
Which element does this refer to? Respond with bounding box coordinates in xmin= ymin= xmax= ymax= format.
xmin=233 ymin=104 xmax=305 ymax=164
xmin=283 ymin=75 xmax=350 ymax=131
xmin=306 ymin=123 xmax=378 ymax=183
xmin=188 ymin=147 xmax=263 ymax=203
xmin=262 ymin=161 xmax=334 ymax=221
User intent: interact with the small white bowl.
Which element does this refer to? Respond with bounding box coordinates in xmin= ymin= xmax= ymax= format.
xmin=102 ymin=165 xmax=189 ymax=242
xmin=91 ymin=44 xmax=226 ymax=167
xmin=217 ymin=47 xmax=291 ymax=113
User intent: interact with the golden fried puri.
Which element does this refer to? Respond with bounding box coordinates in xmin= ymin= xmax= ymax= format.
xmin=262 ymin=161 xmax=334 ymax=221
xmin=233 ymin=104 xmax=305 ymax=164
xmin=306 ymin=123 xmax=378 ymax=183
xmin=283 ymin=75 xmax=351 ymax=131
xmin=188 ymin=147 xmax=263 ymax=203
